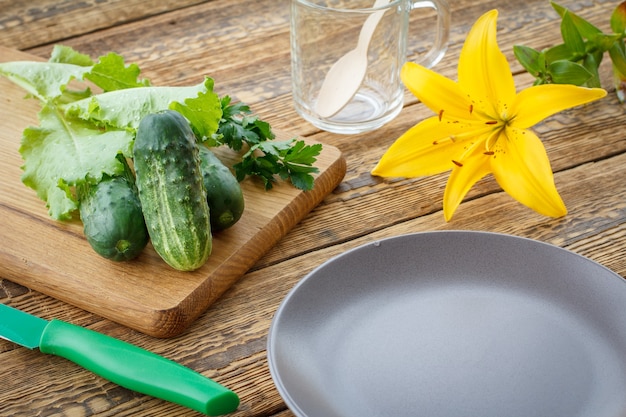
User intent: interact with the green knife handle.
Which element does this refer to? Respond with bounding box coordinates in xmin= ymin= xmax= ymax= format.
xmin=39 ymin=319 xmax=239 ymax=416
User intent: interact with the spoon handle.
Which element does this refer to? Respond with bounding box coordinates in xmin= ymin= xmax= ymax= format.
xmin=356 ymin=0 xmax=390 ymax=51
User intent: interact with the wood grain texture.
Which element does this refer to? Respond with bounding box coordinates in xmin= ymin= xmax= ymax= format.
xmin=0 ymin=46 xmax=346 ymax=338
xmin=1 ymin=0 xmax=625 ymax=416
xmin=0 ymin=0 xmax=216 ymax=50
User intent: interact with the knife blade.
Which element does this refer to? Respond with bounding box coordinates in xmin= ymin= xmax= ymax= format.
xmin=0 ymin=303 xmax=239 ymax=416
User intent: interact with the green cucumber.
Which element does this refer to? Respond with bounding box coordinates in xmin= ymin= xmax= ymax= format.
xmin=78 ymin=157 xmax=149 ymax=262
xmin=134 ymin=110 xmax=211 ymax=271
xmin=198 ymin=146 xmax=245 ymax=231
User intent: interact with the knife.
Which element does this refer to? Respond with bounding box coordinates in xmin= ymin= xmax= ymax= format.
xmin=0 ymin=303 xmax=239 ymax=416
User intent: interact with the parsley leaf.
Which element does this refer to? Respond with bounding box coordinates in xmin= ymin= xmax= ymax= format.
xmin=232 ymin=140 xmax=321 ymax=190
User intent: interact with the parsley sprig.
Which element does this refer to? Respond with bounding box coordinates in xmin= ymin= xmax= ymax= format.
xmin=211 ymin=97 xmax=322 ymax=190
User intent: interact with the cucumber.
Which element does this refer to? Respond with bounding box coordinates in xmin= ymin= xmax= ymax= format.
xmin=78 ymin=159 xmax=149 ymax=261
xmin=133 ymin=110 xmax=211 ymax=271
xmin=198 ymin=146 xmax=245 ymax=231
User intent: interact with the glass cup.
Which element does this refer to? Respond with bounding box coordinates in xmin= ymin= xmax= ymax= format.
xmin=290 ymin=0 xmax=450 ymax=134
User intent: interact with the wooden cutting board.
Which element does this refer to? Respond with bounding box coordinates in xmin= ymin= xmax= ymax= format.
xmin=0 ymin=47 xmax=346 ymax=338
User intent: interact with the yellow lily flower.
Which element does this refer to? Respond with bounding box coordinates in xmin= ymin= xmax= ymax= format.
xmin=371 ymin=9 xmax=606 ymax=221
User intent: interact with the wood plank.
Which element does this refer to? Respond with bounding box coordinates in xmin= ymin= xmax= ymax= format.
xmin=0 ymin=0 xmax=215 ymax=50
xmin=0 ymin=46 xmax=346 ymax=338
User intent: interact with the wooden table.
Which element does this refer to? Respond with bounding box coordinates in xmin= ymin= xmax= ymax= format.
xmin=1 ymin=0 xmax=625 ymax=415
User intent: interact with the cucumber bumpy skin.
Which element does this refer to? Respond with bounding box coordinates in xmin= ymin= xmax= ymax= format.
xmin=133 ymin=110 xmax=212 ymax=271
xmin=78 ymin=174 xmax=149 ymax=262
xmin=198 ymin=146 xmax=245 ymax=231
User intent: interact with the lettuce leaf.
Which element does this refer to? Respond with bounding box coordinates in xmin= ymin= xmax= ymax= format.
xmin=85 ymin=52 xmax=150 ymax=91
xmin=49 ymin=44 xmax=94 ymax=66
xmin=170 ymin=84 xmax=222 ymax=141
xmin=64 ymin=79 xmax=215 ymax=130
xmin=20 ymin=105 xmax=133 ymax=219
xmin=0 ymin=61 xmax=91 ymax=101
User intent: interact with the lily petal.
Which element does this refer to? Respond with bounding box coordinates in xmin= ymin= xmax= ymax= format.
xmin=509 ymin=84 xmax=607 ymax=128
xmin=401 ymin=62 xmax=474 ymax=121
xmin=492 ymin=127 xmax=567 ymax=217
xmin=371 ymin=116 xmax=488 ymax=177
xmin=458 ymin=10 xmax=516 ymax=119
xmin=443 ymin=140 xmax=493 ymax=220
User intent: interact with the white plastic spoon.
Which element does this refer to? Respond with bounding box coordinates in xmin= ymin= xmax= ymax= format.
xmin=314 ymin=0 xmax=391 ymax=119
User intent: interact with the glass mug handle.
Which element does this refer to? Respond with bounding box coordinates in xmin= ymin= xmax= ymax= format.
xmin=411 ymin=0 xmax=451 ymax=68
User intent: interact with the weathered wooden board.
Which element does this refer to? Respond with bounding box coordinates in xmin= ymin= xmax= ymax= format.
xmin=0 ymin=46 xmax=346 ymax=338
xmin=0 ymin=0 xmax=213 ymax=50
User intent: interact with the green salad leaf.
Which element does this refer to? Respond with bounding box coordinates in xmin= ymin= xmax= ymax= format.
xmin=170 ymin=86 xmax=222 ymax=140
xmin=20 ymin=105 xmax=133 ymax=219
xmin=49 ymin=44 xmax=94 ymax=66
xmin=65 ymin=80 xmax=214 ymax=130
xmin=0 ymin=60 xmax=91 ymax=100
xmin=86 ymin=52 xmax=150 ymax=91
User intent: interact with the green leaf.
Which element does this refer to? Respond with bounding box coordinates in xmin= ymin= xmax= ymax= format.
xmin=611 ymin=1 xmax=626 ymax=34
xmin=582 ymin=52 xmax=602 ymax=87
xmin=548 ymin=60 xmax=594 ymax=85
xmin=260 ymin=140 xmax=320 ymax=189
xmin=216 ymin=96 xmax=275 ymax=150
xmin=544 ymin=43 xmax=574 ymax=63
xmin=205 ymin=95 xmax=321 ymax=189
xmin=256 ymin=140 xmax=294 ymax=159
xmin=64 ymin=79 xmax=211 ymax=130
xmin=231 ymin=139 xmax=322 ymax=191
xmin=49 ymin=45 xmax=94 ymax=66
xmin=282 ymin=141 xmax=322 ymax=172
xmin=561 ymin=12 xmax=586 ymax=57
xmin=0 ymin=61 xmax=91 ymax=101
xmin=85 ymin=52 xmax=150 ymax=92
xmin=614 ymin=64 xmax=626 ymax=103
xmin=19 ymin=104 xmax=132 ymax=219
xmin=551 ymin=2 xmax=602 ymax=38
xmin=251 ymin=118 xmax=274 ymax=142
xmin=170 ymin=80 xmax=222 ymax=140
xmin=55 ymin=88 xmax=93 ymax=106
xmin=513 ymin=45 xmax=544 ymax=77
xmin=588 ymin=33 xmax=622 ymax=53
xmin=285 ymin=170 xmax=315 ymax=191
xmin=609 ymin=41 xmax=626 ymax=76
xmin=233 ymin=147 xmax=277 ymax=189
